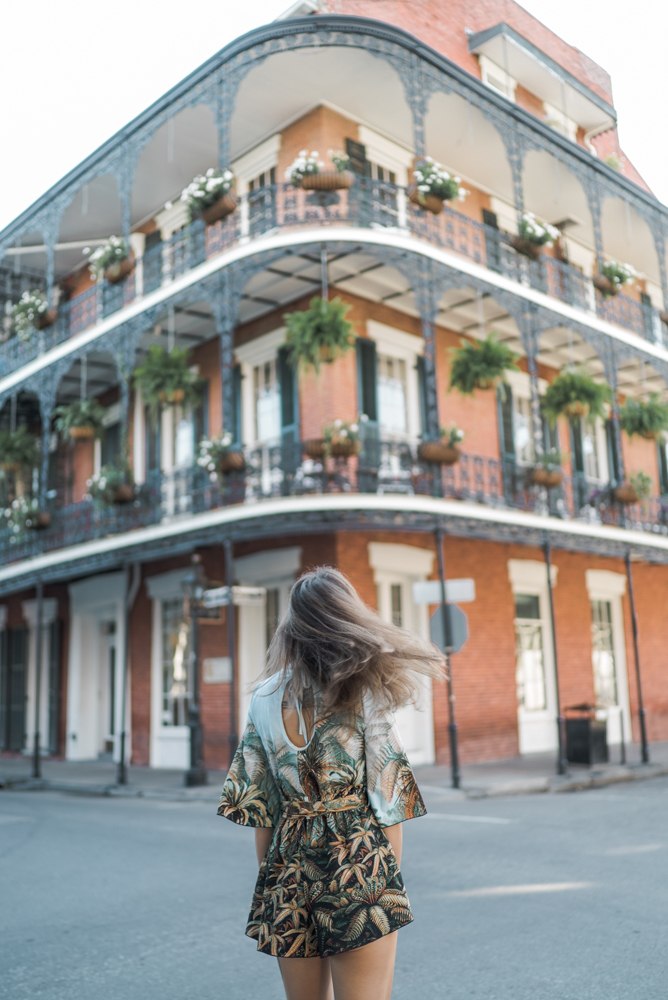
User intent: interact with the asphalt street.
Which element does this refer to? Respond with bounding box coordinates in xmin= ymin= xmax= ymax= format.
xmin=1 ymin=779 xmax=666 ymax=1000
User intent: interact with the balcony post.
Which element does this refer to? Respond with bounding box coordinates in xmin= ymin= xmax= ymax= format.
xmin=602 ymin=341 xmax=625 ymax=487
xmin=216 ymin=74 xmax=232 ymax=168
xmin=519 ymin=312 xmax=543 ymax=460
xmin=585 ymin=178 xmax=605 ymax=271
xmin=407 ymin=59 xmax=428 ymax=160
xmin=413 ymin=265 xmax=442 ymax=494
xmin=214 ymin=272 xmax=238 ymax=441
xmin=652 ymin=227 xmax=668 ymax=325
xmin=37 ymin=381 xmax=57 ymax=508
xmin=505 ymin=132 xmax=525 ymax=224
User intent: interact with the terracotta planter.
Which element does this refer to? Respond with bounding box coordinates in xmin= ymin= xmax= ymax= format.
xmin=509 ymin=235 xmax=543 ymax=261
xmin=0 ymin=461 xmax=21 ymax=473
xmin=563 ymin=400 xmax=590 ymax=419
xmin=613 ymin=483 xmax=638 ymax=505
xmin=200 ymin=192 xmax=238 ymax=225
xmin=158 ymin=388 xmax=186 ymax=405
xmin=640 ymin=430 xmax=660 ymax=441
xmin=328 ymin=439 xmax=361 ymax=459
xmin=408 ymin=186 xmax=444 ymax=215
xmin=301 ymin=170 xmax=354 ymax=192
xmin=218 ymin=450 xmax=246 ymax=474
xmin=113 ymin=484 xmax=135 ymax=504
xmin=28 ymin=511 xmax=51 ymax=531
xmin=104 ymin=254 xmax=135 ymax=284
xmin=418 ymin=441 xmax=461 ymax=465
xmin=69 ymin=425 xmax=97 ymax=441
xmin=475 ymin=376 xmax=503 ymax=391
xmin=303 ymin=438 xmax=327 ymax=460
xmin=36 ymin=308 xmax=58 ymax=330
xmin=530 ymin=467 xmax=563 ymax=488
xmin=592 ymin=274 xmax=619 ymax=297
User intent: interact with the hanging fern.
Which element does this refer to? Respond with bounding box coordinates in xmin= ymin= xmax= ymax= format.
xmin=284 ymin=296 xmax=354 ymax=373
xmin=448 ymin=333 xmax=519 ymax=395
xmin=133 ymin=345 xmax=202 ymax=416
xmin=619 ymin=394 xmax=668 ymax=440
xmin=541 ymin=370 xmax=611 ymax=424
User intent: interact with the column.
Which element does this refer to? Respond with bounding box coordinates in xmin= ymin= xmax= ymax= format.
xmin=21 ymin=597 xmax=58 ymax=755
xmin=603 ymin=340 xmax=625 ymax=485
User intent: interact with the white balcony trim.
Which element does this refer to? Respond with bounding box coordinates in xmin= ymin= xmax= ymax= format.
xmin=1 ymin=490 xmax=668 ymax=589
xmin=2 ymin=224 xmax=668 ymax=400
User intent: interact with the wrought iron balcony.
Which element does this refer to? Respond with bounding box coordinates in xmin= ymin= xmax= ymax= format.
xmin=1 ymin=180 xmax=665 ymax=380
xmin=2 ymin=441 xmax=667 ymax=568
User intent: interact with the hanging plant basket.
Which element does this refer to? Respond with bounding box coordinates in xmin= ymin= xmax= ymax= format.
xmin=509 ymin=235 xmax=543 ymax=261
xmin=592 ymin=274 xmax=619 ymax=297
xmin=104 ymin=254 xmax=135 ymax=284
xmin=408 ymin=186 xmax=444 ymax=215
xmin=449 ymin=334 xmax=519 ymax=396
xmin=613 ymin=483 xmax=639 ymax=505
xmin=328 ymin=439 xmax=361 ymax=459
xmin=218 ymin=450 xmax=246 ymax=474
xmin=112 ymin=483 xmax=135 ymax=504
xmin=301 ymin=170 xmax=354 ymax=192
xmin=529 ymin=467 xmax=563 ymax=488
xmin=68 ymin=425 xmax=97 ymax=441
xmin=0 ymin=460 xmax=21 ymax=473
xmin=158 ymin=388 xmax=186 ymax=405
xmin=303 ymin=438 xmax=327 ymax=460
xmin=418 ymin=441 xmax=461 ymax=465
xmin=562 ymin=400 xmax=590 ymax=418
xmin=200 ymin=193 xmax=238 ymax=226
xmin=28 ymin=511 xmax=51 ymax=531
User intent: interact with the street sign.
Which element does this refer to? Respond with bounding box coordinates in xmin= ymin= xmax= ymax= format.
xmin=412 ymin=578 xmax=475 ymax=605
xmin=201 ymin=585 xmax=267 ymax=609
xmin=430 ymin=604 xmax=469 ymax=654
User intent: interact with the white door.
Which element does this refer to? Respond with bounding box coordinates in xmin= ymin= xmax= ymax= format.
xmin=513 ymin=591 xmax=558 ymax=754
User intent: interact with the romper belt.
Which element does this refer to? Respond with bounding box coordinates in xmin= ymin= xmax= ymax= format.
xmin=283 ymin=793 xmax=363 ymax=820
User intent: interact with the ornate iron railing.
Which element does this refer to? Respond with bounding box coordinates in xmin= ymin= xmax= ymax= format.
xmin=2 ymin=180 xmax=666 ymax=379
xmin=2 ymin=442 xmax=666 ymax=567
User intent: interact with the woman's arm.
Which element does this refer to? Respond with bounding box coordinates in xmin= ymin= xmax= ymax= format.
xmin=254 ymin=827 xmax=274 ymax=866
xmin=384 ymin=822 xmax=403 ymax=865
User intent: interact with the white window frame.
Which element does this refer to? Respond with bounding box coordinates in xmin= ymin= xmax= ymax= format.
xmin=479 ymin=55 xmax=517 ymax=102
xmin=235 ymin=328 xmax=286 ymax=448
xmin=367 ymin=321 xmax=423 ymax=441
xmin=146 ymin=569 xmax=191 ymax=767
xmin=232 ymin=135 xmax=281 ymax=239
xmin=543 ymin=102 xmax=578 ymax=143
xmin=358 ymin=126 xmax=412 ymax=228
xmin=505 ymin=370 xmax=548 ymax=468
xmin=585 ymin=570 xmax=631 ymax=746
xmin=368 ymin=542 xmax=435 ymax=765
xmin=578 ymin=416 xmax=609 ymax=484
xmin=93 ymin=401 xmax=121 ymax=474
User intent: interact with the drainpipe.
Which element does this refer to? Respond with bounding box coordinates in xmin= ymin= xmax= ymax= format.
xmin=31 ymin=579 xmax=44 ymax=780
xmin=434 ymin=525 xmax=460 ymax=789
xmin=624 ymin=551 xmax=650 ymax=764
xmin=543 ymin=540 xmax=567 ymax=775
xmin=224 ymin=538 xmax=239 ymax=766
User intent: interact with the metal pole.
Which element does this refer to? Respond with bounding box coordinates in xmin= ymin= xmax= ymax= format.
xmin=116 ymin=562 xmax=138 ymax=786
xmin=32 ymin=579 xmax=44 ymax=780
xmin=435 ymin=526 xmax=460 ymax=789
xmin=624 ymin=552 xmax=650 ymax=764
xmin=224 ymin=539 xmax=239 ymax=766
xmin=543 ymin=541 xmax=567 ymax=776
xmin=185 ymin=553 xmax=207 ymax=787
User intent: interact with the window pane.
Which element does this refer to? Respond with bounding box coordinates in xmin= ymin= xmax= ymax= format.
xmin=254 ymin=360 xmax=280 ymax=442
xmin=581 ymin=419 xmax=600 ymax=480
xmin=513 ymin=397 xmax=534 ymax=465
xmin=591 ymin=599 xmax=618 ymax=706
xmin=378 ymin=354 xmax=408 ymax=435
xmin=514 ymin=593 xmax=547 ymax=711
xmin=161 ymin=598 xmax=190 ymax=727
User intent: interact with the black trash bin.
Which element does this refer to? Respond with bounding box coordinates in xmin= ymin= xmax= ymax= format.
xmin=564 ymin=704 xmax=608 ymax=765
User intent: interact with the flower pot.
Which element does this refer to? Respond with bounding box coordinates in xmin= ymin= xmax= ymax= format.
xmin=530 ymin=467 xmax=563 ymax=488
xmin=593 ymin=274 xmax=619 ymax=297
xmin=408 ymin=186 xmax=444 ymax=215
xmin=104 ymin=254 xmax=135 ymax=284
xmin=113 ymin=484 xmax=135 ymax=504
xmin=475 ymin=376 xmax=503 ymax=391
xmin=36 ymin=308 xmax=58 ymax=330
xmin=328 ymin=440 xmax=361 ymax=459
xmin=28 ymin=511 xmax=51 ymax=531
xmin=219 ymin=451 xmax=245 ymax=474
xmin=418 ymin=442 xmax=461 ymax=465
xmin=158 ymin=388 xmax=186 ymax=405
xmin=303 ymin=438 xmax=327 ymax=460
xmin=563 ymin=400 xmax=590 ymax=419
xmin=509 ymin=235 xmax=542 ymax=261
xmin=0 ymin=461 xmax=21 ymax=473
xmin=301 ymin=170 xmax=354 ymax=192
xmin=640 ymin=430 xmax=660 ymax=441
xmin=69 ymin=425 xmax=97 ymax=441
xmin=200 ymin=192 xmax=238 ymax=225
xmin=613 ymin=483 xmax=638 ymax=504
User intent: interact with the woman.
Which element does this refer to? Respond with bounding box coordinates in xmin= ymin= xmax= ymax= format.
xmin=218 ymin=566 xmax=445 ymax=1000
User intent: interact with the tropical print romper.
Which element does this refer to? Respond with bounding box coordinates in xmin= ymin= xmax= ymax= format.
xmin=218 ymin=675 xmax=427 ymax=958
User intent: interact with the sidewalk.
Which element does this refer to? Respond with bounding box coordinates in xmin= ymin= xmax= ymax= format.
xmin=2 ymin=742 xmax=668 ymax=802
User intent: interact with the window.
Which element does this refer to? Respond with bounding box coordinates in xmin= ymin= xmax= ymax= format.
xmin=248 ymin=166 xmax=276 ymax=234
xmin=513 ymin=395 xmax=534 ymax=466
xmin=366 ymin=322 xmax=424 ymax=441
xmin=377 ymin=353 xmax=409 ymax=436
xmin=253 ymin=358 xmax=281 ymax=443
xmin=479 ymin=55 xmax=517 ymax=102
xmin=590 ymin=599 xmax=619 ymax=707
xmin=579 ymin=417 xmax=607 ymax=482
xmin=543 ymin=102 xmax=577 ymax=142
xmin=514 ymin=593 xmax=548 ymax=712
xmin=160 ymin=597 xmax=190 ymax=727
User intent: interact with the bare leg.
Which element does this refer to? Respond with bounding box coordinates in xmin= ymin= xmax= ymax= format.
xmin=278 ymin=956 xmax=333 ymax=1000
xmin=329 ymin=932 xmax=398 ymax=1000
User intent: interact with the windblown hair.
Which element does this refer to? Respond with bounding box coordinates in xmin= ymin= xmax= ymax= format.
xmin=263 ymin=566 xmax=445 ymax=716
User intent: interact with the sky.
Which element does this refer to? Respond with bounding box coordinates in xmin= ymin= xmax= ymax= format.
xmin=0 ymin=0 xmax=666 ymax=235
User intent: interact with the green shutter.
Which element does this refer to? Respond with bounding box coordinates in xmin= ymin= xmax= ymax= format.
xmin=356 ymin=338 xmax=378 ymax=422
xmin=416 ymin=355 xmax=428 ymax=438
xmin=277 ymin=346 xmax=299 ymax=478
xmin=605 ymin=419 xmax=620 ymax=483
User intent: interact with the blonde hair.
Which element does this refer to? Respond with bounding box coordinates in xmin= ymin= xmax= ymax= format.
xmin=263 ymin=566 xmax=445 ymax=716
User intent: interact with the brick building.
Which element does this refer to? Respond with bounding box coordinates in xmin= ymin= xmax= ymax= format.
xmin=1 ymin=0 xmax=667 ymax=773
